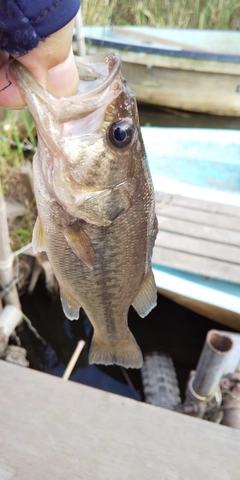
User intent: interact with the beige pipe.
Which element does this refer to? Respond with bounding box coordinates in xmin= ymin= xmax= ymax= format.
xmin=184 ymin=330 xmax=233 ymax=418
xmin=0 ymin=182 xmax=21 ymax=309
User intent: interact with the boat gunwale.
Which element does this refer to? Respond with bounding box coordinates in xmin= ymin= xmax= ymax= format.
xmin=84 ymin=37 xmax=240 ymax=64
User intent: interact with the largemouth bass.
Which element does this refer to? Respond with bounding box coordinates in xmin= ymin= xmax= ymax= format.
xmin=12 ymin=54 xmax=158 ymax=368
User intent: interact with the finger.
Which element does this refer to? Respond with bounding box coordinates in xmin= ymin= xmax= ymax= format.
xmin=47 ymin=48 xmax=79 ymax=97
xmin=16 ymin=19 xmax=79 ymax=97
xmin=0 ymin=18 xmax=79 ymax=108
xmin=0 ymin=60 xmax=25 ymax=108
xmin=0 ymin=51 xmax=9 ymax=67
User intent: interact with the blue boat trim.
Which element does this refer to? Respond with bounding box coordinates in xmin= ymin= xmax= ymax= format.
xmin=152 ymin=266 xmax=240 ymax=313
xmin=84 ymin=37 xmax=240 ymax=63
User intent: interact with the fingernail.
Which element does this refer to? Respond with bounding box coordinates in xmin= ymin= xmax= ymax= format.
xmin=47 ymin=49 xmax=79 ymax=97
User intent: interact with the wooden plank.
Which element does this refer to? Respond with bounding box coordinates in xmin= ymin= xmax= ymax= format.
xmin=124 ymin=64 xmax=240 ymax=115
xmin=155 ymin=231 xmax=240 ymax=264
xmin=155 ymin=204 xmax=240 ymax=231
xmin=154 ymin=193 xmax=240 ymax=282
xmin=157 ymin=215 xmax=240 ymax=246
xmin=1 ymin=360 xmax=240 ymax=480
xmin=152 ymin=246 xmax=240 ymax=283
xmin=171 ymin=195 xmax=240 ymax=218
xmin=155 ymin=192 xmax=240 ymax=218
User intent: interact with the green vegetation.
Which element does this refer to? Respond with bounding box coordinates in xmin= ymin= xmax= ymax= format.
xmin=10 ymin=215 xmax=35 ymax=251
xmin=0 ymin=109 xmax=37 ymax=251
xmin=0 ymin=109 xmax=36 ymax=172
xmin=82 ymin=0 xmax=240 ymax=30
xmin=0 ymin=109 xmax=36 ymax=190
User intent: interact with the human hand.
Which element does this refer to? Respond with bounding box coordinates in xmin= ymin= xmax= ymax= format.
xmin=0 ymin=18 xmax=79 ymax=109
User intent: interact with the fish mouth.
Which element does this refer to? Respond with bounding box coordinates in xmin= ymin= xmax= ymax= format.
xmin=11 ymin=53 xmax=122 ymax=123
xmin=75 ymin=54 xmax=121 ymax=96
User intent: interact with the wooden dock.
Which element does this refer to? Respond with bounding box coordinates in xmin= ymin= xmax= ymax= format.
xmin=153 ymin=191 xmax=240 ymax=329
xmin=0 ymin=360 xmax=240 ymax=479
xmin=154 ymin=192 xmax=240 ymax=284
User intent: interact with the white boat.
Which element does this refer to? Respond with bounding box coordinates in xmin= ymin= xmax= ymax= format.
xmin=80 ymin=26 xmax=240 ymax=116
xmin=142 ymin=127 xmax=240 ymax=330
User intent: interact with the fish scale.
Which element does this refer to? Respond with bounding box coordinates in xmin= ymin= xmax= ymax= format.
xmin=12 ymin=53 xmax=158 ymax=368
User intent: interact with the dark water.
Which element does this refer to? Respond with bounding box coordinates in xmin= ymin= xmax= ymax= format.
xmin=139 ymin=104 xmax=240 ymax=130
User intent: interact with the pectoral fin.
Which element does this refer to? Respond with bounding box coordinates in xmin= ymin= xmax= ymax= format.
xmin=32 ymin=216 xmax=45 ymax=253
xmin=64 ymin=224 xmax=95 ymax=269
xmin=60 ymin=288 xmax=81 ymax=320
xmin=132 ymin=269 xmax=157 ymax=318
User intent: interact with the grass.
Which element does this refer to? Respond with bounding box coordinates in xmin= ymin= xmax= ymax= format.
xmin=0 ymin=109 xmax=37 ymax=251
xmin=9 ymin=205 xmax=36 ymax=251
xmin=0 ymin=109 xmax=36 ymax=173
xmin=82 ymin=0 xmax=240 ymax=30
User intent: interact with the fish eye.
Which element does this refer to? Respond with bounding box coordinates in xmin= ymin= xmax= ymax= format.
xmin=108 ymin=119 xmax=135 ymax=149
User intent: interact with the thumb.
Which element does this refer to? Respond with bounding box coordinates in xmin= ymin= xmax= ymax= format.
xmin=46 ymin=48 xmax=79 ymax=97
xmin=16 ymin=19 xmax=79 ymax=99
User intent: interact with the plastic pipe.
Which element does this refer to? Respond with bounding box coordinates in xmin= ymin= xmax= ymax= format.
xmin=193 ymin=330 xmax=233 ymax=398
xmin=0 ymin=305 xmax=23 ymax=355
xmin=184 ymin=330 xmax=233 ymax=418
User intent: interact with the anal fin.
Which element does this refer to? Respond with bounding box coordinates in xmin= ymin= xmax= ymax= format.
xmin=132 ymin=269 xmax=157 ymax=318
xmin=89 ymin=331 xmax=143 ymax=369
xmin=60 ymin=288 xmax=81 ymax=320
xmin=32 ymin=216 xmax=45 ymax=253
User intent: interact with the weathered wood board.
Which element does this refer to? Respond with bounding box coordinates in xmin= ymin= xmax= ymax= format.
xmin=122 ymin=63 xmax=240 ymax=116
xmin=0 ymin=360 xmax=240 ymax=480
xmin=154 ymin=193 xmax=240 ymax=284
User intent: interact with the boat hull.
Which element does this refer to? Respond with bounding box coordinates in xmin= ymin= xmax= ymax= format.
xmin=80 ymin=27 xmax=240 ymax=116
xmin=121 ymin=62 xmax=240 ymax=116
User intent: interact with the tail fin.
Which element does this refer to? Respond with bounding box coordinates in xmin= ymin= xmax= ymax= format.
xmin=89 ymin=332 xmax=143 ymax=369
